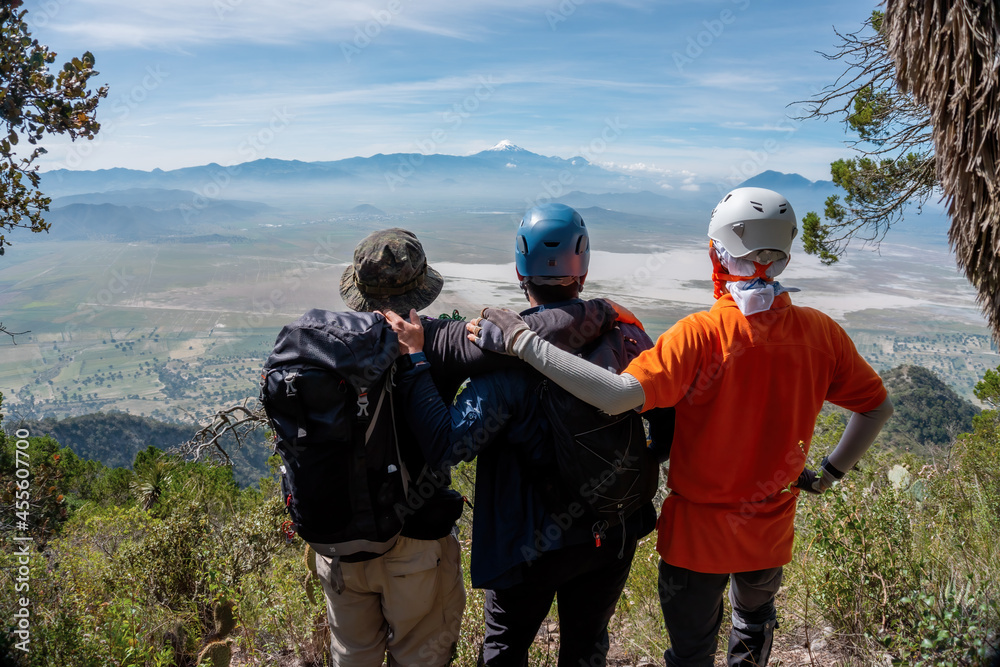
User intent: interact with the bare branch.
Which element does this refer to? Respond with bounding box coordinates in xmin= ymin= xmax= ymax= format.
xmin=793 ymin=11 xmax=942 ymax=260
xmin=175 ymin=397 xmax=270 ymax=464
xmin=793 ymin=14 xmax=933 ymax=160
xmin=0 ymin=323 xmax=30 ymax=344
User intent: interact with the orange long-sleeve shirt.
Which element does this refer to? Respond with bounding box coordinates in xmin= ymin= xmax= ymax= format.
xmin=624 ymin=293 xmax=887 ymax=573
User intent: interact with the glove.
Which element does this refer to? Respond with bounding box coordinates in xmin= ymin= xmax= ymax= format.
xmin=466 ymin=307 xmax=530 ymax=355
xmin=468 ymin=319 xmax=506 ymax=354
xmin=794 ymin=468 xmax=824 ymax=494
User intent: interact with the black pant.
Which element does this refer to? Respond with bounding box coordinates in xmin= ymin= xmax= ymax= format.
xmin=478 ymin=536 xmax=638 ymax=667
xmin=658 ymin=560 xmax=782 ymax=667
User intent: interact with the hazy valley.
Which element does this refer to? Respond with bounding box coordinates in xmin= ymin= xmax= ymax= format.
xmin=1 ymin=145 xmax=994 ymax=431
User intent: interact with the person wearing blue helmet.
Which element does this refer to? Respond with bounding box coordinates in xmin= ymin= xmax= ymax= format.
xmin=385 ymin=203 xmax=674 ymax=667
xmin=514 ymin=202 xmax=591 ymax=299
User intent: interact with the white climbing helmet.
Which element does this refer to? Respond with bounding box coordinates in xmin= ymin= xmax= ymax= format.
xmin=708 ymin=187 xmax=797 ymax=258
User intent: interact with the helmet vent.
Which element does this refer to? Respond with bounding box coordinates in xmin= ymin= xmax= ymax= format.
xmin=724 ymin=194 xmax=732 ymax=202
xmin=779 ymin=203 xmax=788 ymax=214
xmin=750 ymin=200 xmax=764 ymax=213
xmin=543 ymin=241 xmax=560 ymax=248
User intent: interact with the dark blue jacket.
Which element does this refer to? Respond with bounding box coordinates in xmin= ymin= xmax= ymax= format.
xmin=396 ymin=299 xmax=621 ymax=540
xmin=398 ymin=300 xmax=673 ymax=589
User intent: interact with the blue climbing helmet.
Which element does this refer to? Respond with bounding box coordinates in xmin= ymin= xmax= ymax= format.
xmin=514 ymin=203 xmax=590 ymax=279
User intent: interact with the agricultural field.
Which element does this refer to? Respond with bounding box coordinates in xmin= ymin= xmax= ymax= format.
xmin=0 ymin=208 xmax=996 ymax=427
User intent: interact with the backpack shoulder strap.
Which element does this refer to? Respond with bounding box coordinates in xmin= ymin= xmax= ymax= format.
xmin=358 ymin=371 xmax=409 ymax=496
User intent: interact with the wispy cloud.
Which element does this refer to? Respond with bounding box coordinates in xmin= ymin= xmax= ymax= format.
xmin=720 ymin=121 xmax=800 ymax=132
xmin=43 ymin=0 xmax=662 ymax=48
xmin=30 ymin=0 xmax=874 ymax=180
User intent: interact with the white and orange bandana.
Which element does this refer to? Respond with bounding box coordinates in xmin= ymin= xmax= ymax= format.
xmin=709 ymin=241 xmax=800 ymax=316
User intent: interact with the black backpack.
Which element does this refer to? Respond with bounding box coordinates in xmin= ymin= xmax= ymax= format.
xmin=539 ymin=322 xmax=659 ymax=538
xmin=260 ymin=309 xmax=408 ymax=559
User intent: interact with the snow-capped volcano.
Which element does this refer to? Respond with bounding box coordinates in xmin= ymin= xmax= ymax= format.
xmin=485 ymin=139 xmax=527 ymax=152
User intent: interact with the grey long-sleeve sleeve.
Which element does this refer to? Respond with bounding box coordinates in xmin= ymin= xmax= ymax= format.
xmin=823 ymin=397 xmax=893 ymax=480
xmin=512 ymin=327 xmax=892 ymax=481
xmin=511 ymin=330 xmax=646 ymax=415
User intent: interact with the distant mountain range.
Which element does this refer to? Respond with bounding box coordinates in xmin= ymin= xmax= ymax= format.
xmin=25 ymin=188 xmax=273 ymax=242
xmin=30 ymin=142 xmax=950 ymax=243
xmin=36 ymin=142 xmax=840 ymax=213
xmin=739 ymin=170 xmax=836 ymax=192
xmin=39 ymin=141 xmax=650 ymax=206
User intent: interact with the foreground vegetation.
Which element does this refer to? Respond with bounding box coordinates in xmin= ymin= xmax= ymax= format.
xmin=2 ymin=365 xmax=999 ymax=665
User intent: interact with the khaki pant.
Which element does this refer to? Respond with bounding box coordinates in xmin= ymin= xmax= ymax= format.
xmin=316 ymin=534 xmax=466 ymax=667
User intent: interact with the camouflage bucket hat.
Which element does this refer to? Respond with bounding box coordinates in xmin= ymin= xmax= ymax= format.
xmin=339 ymin=228 xmax=444 ymax=314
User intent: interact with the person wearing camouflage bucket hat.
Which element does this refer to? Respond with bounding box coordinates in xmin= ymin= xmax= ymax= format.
xmin=314 ymin=226 xmax=464 ymax=667
xmin=339 ymin=228 xmax=444 ymax=314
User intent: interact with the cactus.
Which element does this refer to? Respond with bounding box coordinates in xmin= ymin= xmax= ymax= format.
xmin=196 ymin=639 xmax=232 ymax=667
xmin=196 ymin=598 xmax=237 ymax=666
xmin=213 ymin=599 xmax=237 ymax=639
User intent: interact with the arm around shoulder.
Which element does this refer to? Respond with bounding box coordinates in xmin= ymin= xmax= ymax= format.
xmin=513 ymin=330 xmax=646 ymax=415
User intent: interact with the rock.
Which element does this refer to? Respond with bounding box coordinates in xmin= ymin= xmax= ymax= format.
xmin=888 ymin=464 xmax=912 ymax=489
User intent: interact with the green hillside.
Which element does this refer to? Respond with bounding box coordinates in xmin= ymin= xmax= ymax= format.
xmin=2 ymin=364 xmax=999 ymax=665
xmin=880 ymin=364 xmax=980 ymax=451
xmin=12 ymin=411 xmax=271 ymax=487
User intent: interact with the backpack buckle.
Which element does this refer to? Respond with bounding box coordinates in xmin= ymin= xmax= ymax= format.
xmin=284 ymin=371 xmax=299 ymax=398
xmin=357 ymin=390 xmax=370 ymax=417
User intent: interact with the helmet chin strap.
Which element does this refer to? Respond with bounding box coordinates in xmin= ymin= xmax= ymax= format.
xmin=709 ymin=240 xmax=773 ymax=299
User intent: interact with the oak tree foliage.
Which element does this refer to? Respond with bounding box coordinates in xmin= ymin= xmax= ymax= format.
xmin=0 ymin=0 xmax=107 ymax=255
xmin=796 ymin=11 xmax=936 ymax=263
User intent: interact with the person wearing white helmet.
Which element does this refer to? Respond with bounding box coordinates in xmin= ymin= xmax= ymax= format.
xmin=466 ymin=188 xmax=893 ymax=666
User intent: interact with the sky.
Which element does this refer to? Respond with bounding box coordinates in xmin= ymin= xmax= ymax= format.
xmin=27 ymin=0 xmax=882 ymax=187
